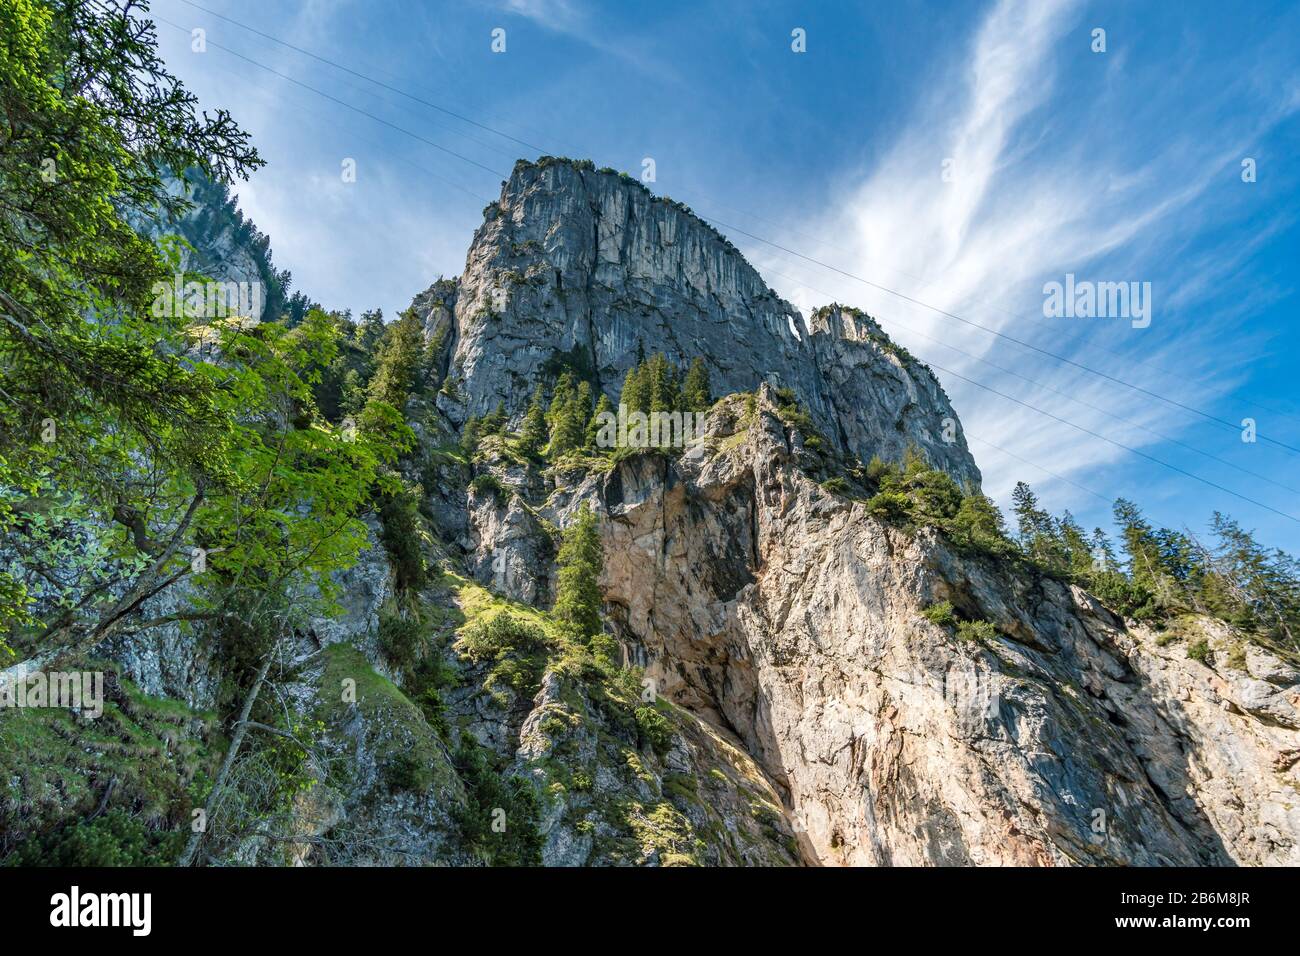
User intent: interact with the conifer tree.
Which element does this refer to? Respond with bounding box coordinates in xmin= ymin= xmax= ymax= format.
xmin=554 ymin=504 xmax=604 ymax=642
xmin=646 ymin=353 xmax=679 ymax=413
xmin=519 ymin=386 xmax=548 ymax=457
xmin=461 ymin=415 xmax=482 ymax=455
xmin=550 ymin=382 xmax=590 ymax=456
xmin=683 ymin=357 xmax=711 ymax=412
xmin=548 ymin=372 xmax=575 ymax=427
xmin=621 ymin=364 xmax=650 ymax=415
xmin=587 ymin=393 xmax=614 ymax=448
xmin=366 ymin=310 xmax=424 ymax=411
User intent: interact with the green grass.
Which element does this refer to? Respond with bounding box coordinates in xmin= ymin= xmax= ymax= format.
xmin=316 ymin=643 xmax=458 ymax=795
xmin=0 ymin=664 xmax=221 ymax=863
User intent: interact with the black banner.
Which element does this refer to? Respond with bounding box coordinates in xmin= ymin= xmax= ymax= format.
xmin=0 ymin=865 xmax=1286 ymax=943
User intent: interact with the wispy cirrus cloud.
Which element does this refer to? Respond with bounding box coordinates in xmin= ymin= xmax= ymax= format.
xmin=750 ymin=0 xmax=1300 ymax=530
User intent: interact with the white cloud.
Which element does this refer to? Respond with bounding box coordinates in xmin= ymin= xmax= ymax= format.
xmin=752 ymin=0 xmax=1299 ymax=524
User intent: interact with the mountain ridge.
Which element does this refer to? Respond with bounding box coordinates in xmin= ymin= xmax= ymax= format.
xmin=413 ymin=156 xmax=982 ymax=489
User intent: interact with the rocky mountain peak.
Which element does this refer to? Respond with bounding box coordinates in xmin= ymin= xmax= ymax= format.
xmin=427 ymin=157 xmax=980 ymax=488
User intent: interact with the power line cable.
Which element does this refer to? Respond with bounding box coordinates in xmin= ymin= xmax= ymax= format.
xmin=153 ymin=11 xmax=1300 ymax=522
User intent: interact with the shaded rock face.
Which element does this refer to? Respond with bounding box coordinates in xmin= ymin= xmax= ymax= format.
xmin=466 ymin=491 xmax=553 ymax=607
xmin=131 ymin=173 xmax=283 ymax=324
xmin=437 ymin=160 xmax=979 ymax=487
xmin=513 ymin=671 xmax=801 ymax=867
xmin=551 ymin=393 xmax=1300 ymax=866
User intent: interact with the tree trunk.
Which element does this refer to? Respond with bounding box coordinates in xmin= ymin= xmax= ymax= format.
xmin=178 ymin=649 xmax=275 ymax=867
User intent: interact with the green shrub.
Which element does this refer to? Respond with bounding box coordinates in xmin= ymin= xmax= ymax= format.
xmin=457 ymin=613 xmax=551 ymax=700
xmin=378 ymin=608 xmax=424 ymax=670
xmin=386 ymin=751 xmax=435 ymax=792
xmin=406 ymin=655 xmax=457 ymax=740
xmin=867 ymin=491 xmax=912 ymax=523
xmin=821 ymin=476 xmax=850 ymax=495
xmin=635 ymin=705 xmax=674 ymax=755
xmin=377 ymin=486 xmax=427 ymax=593
xmin=452 ymin=738 xmax=543 ymax=865
xmin=7 ymin=810 xmax=184 ymax=867
xmin=1187 ymin=639 xmax=1211 ymax=663
xmin=956 ymin=619 xmax=997 ymax=643
xmin=469 ymin=472 xmax=507 ymax=503
xmin=922 ymin=601 xmax=956 ymax=628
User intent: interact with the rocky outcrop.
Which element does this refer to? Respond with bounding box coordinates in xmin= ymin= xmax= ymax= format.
xmin=20 ymin=155 xmax=1293 ymax=870
xmin=541 ymin=389 xmax=1300 ymax=866
xmin=514 ymin=670 xmax=800 ymax=866
xmin=435 ymin=158 xmax=979 ymax=487
xmin=131 ymin=171 xmax=285 ymax=324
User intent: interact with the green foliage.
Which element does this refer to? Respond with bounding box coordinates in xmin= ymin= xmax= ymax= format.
xmin=385 ymin=751 xmax=435 ymax=792
xmin=866 ymin=490 xmax=913 ymax=523
xmin=682 ymin=357 xmax=712 ymax=412
xmin=950 ymin=493 xmax=1013 ymax=556
xmin=956 ymin=619 xmax=997 ymax=643
xmin=553 ymin=504 xmax=604 ymax=642
xmin=622 ymin=360 xmax=651 ymax=411
xmin=0 ymin=666 xmax=220 ymax=861
xmin=634 ymin=705 xmax=673 ymax=756
xmin=1187 ymin=638 xmax=1211 ymax=664
xmin=991 ymin=480 xmax=1300 ymax=651
xmin=0 ymin=0 xmax=261 ymax=487
xmin=518 ymin=386 xmax=548 ymax=458
xmin=821 ymin=476 xmax=850 ymax=495
xmin=457 ymin=612 xmax=552 ymax=702
xmin=468 ymin=472 xmax=507 ymax=503
xmin=376 ymin=483 xmax=427 ymax=593
xmin=7 ymin=810 xmax=184 ymax=867
xmin=366 ymin=311 xmax=426 ymax=410
xmin=922 ymin=601 xmax=956 ymax=628
xmin=378 ymin=605 xmax=425 ymax=671
xmin=546 ymin=372 xmax=591 ymax=457
xmin=452 ymin=737 xmax=544 ymax=866
xmin=587 ymin=393 xmax=614 ymax=448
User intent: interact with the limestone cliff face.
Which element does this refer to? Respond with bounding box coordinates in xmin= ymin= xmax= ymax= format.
xmin=131 ymin=171 xmax=286 ymax=324
xmin=436 ymin=159 xmax=979 ymax=488
xmin=18 ymin=159 xmax=1296 ymax=869
xmin=530 ymin=390 xmax=1300 ymax=866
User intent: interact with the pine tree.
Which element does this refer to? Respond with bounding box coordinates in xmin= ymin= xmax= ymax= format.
xmin=551 ymin=382 xmax=590 ymax=456
xmin=1113 ymin=499 xmax=1162 ymax=590
xmin=951 ymin=493 xmax=1007 ymax=551
xmin=1205 ymin=513 xmax=1299 ymax=646
xmin=461 ymin=415 xmax=482 ymax=455
xmin=683 ymin=357 xmax=711 ymax=412
xmin=518 ymin=386 xmax=548 ymax=457
xmin=480 ymin=401 xmax=508 ymax=436
xmin=1089 ymin=528 xmax=1118 ymax=572
xmin=620 ymin=364 xmax=650 ymax=415
xmin=587 ymin=393 xmax=613 ymax=449
xmin=1059 ymin=511 xmax=1093 ymax=576
xmin=1011 ymin=481 xmax=1043 ymax=543
xmin=554 ymin=503 xmax=604 ymax=641
xmin=366 ymin=310 xmax=424 ymax=410
xmin=646 ymin=353 xmax=679 ymax=413
xmin=547 ymin=372 xmax=575 ymax=428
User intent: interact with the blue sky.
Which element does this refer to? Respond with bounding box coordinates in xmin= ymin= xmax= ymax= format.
xmin=150 ymin=0 xmax=1300 ymax=554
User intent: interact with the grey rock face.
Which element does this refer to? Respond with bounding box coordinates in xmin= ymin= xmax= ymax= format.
xmin=466 ymin=491 xmax=553 ymax=607
xmin=556 ymin=391 xmax=1300 ymax=866
xmin=439 ymin=159 xmax=979 ymax=487
xmin=132 ymin=174 xmax=281 ymax=324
